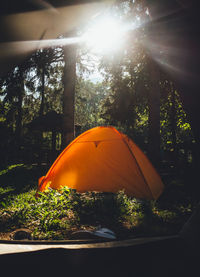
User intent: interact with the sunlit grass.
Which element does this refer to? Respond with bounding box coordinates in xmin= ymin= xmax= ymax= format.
xmin=0 ymin=164 xmax=196 ymax=240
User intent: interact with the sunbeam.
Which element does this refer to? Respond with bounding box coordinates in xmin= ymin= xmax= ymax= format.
xmin=0 ymin=37 xmax=82 ymax=60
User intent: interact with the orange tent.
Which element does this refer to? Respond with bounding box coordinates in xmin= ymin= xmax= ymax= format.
xmin=38 ymin=126 xmax=164 ymax=199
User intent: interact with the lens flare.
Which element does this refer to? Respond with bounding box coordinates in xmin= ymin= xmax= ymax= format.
xmin=82 ymin=16 xmax=127 ymax=53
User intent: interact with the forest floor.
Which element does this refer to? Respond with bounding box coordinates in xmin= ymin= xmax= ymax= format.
xmin=0 ymin=164 xmax=197 ymax=241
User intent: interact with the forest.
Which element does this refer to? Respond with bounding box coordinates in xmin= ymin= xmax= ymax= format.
xmin=0 ymin=0 xmax=199 ymax=240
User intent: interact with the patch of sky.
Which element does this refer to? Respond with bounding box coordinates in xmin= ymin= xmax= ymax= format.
xmin=77 ymin=53 xmax=104 ymax=83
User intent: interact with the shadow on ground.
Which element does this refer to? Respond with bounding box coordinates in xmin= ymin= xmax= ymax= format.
xmin=0 ymin=164 xmax=48 ymax=199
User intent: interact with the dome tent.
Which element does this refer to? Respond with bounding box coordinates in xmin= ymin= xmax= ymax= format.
xmin=38 ymin=126 xmax=164 ymax=199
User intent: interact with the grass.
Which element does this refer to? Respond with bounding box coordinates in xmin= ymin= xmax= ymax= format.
xmin=0 ymin=164 xmax=196 ymax=240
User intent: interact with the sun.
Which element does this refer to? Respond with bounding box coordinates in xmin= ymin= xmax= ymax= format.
xmin=82 ymin=16 xmax=125 ymax=53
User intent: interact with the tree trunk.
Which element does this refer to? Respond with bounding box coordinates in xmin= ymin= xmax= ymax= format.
xmin=39 ymin=67 xmax=45 ymax=116
xmin=147 ymin=57 xmax=161 ymax=168
xmin=51 ymin=131 xmax=57 ymax=162
xmin=15 ymin=69 xmax=24 ymax=160
xmin=62 ymin=43 xmax=77 ymax=148
xmin=16 ymin=82 xmax=23 ymax=143
xmin=38 ymin=67 xmax=45 ymax=166
xmin=146 ymin=0 xmax=200 ymax=167
xmin=170 ymin=85 xmax=178 ymax=168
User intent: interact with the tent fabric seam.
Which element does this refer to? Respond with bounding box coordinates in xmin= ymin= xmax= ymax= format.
xmin=121 ymin=137 xmax=154 ymax=199
xmin=76 ymin=139 xmax=121 ymax=143
xmin=107 ymin=128 xmax=154 ymax=198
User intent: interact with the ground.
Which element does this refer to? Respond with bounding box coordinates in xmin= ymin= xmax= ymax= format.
xmin=0 ymin=164 xmax=197 ymax=241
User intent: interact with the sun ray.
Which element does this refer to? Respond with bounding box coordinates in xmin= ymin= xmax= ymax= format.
xmin=81 ymin=15 xmax=135 ymax=53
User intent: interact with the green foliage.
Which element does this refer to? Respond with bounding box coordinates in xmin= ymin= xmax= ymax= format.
xmin=75 ymin=78 xmax=107 ymax=132
xmin=0 ymin=188 xmax=77 ymax=238
xmin=0 ymin=164 xmax=195 ymax=240
xmin=24 ymin=47 xmax=64 ymax=119
xmin=160 ymin=87 xmax=193 ymax=151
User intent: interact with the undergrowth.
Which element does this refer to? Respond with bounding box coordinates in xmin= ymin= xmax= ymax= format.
xmin=0 ymin=164 xmax=196 ymax=240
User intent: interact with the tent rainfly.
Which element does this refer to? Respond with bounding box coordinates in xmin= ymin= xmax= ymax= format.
xmin=38 ymin=126 xmax=164 ymax=199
